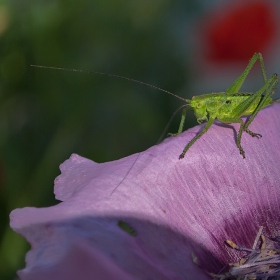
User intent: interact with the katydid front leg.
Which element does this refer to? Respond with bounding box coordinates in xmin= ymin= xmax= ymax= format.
xmin=168 ymin=106 xmax=188 ymax=137
xmin=179 ymin=117 xmax=215 ymax=159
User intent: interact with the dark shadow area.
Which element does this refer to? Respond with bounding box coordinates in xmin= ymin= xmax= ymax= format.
xmin=15 ymin=215 xmax=226 ymax=279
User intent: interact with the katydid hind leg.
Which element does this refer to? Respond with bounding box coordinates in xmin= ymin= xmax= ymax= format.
xmin=244 ymin=127 xmax=262 ymax=138
xmin=179 ymin=118 xmax=215 ymax=159
xmin=229 ymin=73 xmax=278 ymax=128
xmin=226 ymin=53 xmax=267 ymax=94
xmin=217 ymin=116 xmax=246 ymax=158
xmin=244 ymin=73 xmax=278 ymax=132
xmin=217 ymin=74 xmax=278 ymax=158
xmin=237 ymin=119 xmax=246 ymax=159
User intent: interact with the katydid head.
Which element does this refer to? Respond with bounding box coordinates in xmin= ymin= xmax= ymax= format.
xmin=188 ymin=98 xmax=208 ymax=124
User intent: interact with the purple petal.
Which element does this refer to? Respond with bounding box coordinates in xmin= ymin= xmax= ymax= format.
xmin=17 ymin=239 xmax=133 ymax=280
xmin=10 ymin=104 xmax=280 ymax=279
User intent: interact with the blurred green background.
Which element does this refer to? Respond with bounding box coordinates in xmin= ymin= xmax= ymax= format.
xmin=1 ymin=0 xmax=279 ymax=279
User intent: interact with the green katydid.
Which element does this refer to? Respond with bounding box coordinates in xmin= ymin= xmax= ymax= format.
xmin=31 ymin=52 xmax=279 ymax=159
xmin=174 ymin=52 xmax=279 ymax=159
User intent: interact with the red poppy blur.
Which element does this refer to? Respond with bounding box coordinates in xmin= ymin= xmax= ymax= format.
xmin=202 ymin=1 xmax=277 ymax=62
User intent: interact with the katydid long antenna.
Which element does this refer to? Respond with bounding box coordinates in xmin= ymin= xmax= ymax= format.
xmin=31 ymin=64 xmax=192 ymax=195
xmin=30 ymin=65 xmax=189 ymax=102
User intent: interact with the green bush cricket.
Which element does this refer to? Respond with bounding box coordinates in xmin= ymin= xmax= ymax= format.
xmin=173 ymin=52 xmax=279 ymax=159
xmin=31 ymin=52 xmax=279 ymax=159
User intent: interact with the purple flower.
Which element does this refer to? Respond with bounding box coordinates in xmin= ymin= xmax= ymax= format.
xmin=10 ymin=104 xmax=280 ymax=279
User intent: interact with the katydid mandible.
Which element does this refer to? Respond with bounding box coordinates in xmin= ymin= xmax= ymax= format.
xmin=31 ymin=52 xmax=279 ymax=159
